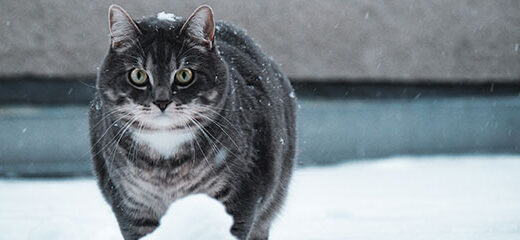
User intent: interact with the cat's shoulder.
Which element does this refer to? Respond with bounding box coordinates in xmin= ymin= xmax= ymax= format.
xmin=214 ymin=21 xmax=258 ymax=50
xmin=215 ymin=21 xmax=248 ymax=39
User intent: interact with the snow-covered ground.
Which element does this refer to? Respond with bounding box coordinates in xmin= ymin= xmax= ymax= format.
xmin=1 ymin=155 xmax=520 ymax=240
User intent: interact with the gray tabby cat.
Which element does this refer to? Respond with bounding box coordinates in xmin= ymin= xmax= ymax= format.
xmin=89 ymin=4 xmax=296 ymax=240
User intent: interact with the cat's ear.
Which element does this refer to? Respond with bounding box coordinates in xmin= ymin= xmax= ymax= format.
xmin=108 ymin=4 xmax=142 ymax=49
xmin=181 ymin=5 xmax=215 ymax=49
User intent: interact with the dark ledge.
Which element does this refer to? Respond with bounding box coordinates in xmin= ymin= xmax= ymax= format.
xmin=1 ymin=75 xmax=520 ymax=105
xmin=0 ymin=75 xmax=96 ymax=105
xmin=1 ymin=75 xmax=520 ymax=178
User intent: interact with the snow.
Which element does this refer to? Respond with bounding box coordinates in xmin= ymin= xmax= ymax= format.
xmin=156 ymin=12 xmax=178 ymax=22
xmin=142 ymin=194 xmax=234 ymax=240
xmin=1 ymin=155 xmax=520 ymax=240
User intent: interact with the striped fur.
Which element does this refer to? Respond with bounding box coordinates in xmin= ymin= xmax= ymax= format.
xmin=89 ymin=5 xmax=296 ymax=240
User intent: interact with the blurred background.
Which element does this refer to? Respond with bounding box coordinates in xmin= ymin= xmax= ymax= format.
xmin=1 ymin=1 xmax=520 ymax=239
xmin=1 ymin=0 xmax=519 ymax=177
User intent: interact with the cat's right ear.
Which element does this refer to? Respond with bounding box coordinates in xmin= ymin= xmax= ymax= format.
xmin=181 ymin=5 xmax=215 ymax=49
xmin=108 ymin=4 xmax=141 ymax=49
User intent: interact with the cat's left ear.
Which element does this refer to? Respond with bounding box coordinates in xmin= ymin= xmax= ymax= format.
xmin=181 ymin=5 xmax=215 ymax=49
xmin=108 ymin=4 xmax=142 ymax=49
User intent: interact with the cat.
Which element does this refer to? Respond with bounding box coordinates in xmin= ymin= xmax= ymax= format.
xmin=89 ymin=4 xmax=296 ymax=240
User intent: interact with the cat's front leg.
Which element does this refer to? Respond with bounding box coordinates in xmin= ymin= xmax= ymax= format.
xmin=113 ymin=205 xmax=161 ymax=240
xmin=229 ymin=209 xmax=256 ymax=240
xmin=110 ymin=190 xmax=165 ymax=240
xmin=225 ymin=188 xmax=263 ymax=240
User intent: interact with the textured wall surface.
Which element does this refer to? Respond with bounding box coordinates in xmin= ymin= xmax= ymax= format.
xmin=0 ymin=0 xmax=519 ymax=82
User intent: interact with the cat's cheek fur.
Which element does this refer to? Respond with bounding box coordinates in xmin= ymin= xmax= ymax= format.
xmin=199 ymin=89 xmax=219 ymax=102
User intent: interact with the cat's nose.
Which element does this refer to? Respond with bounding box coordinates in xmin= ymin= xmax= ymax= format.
xmin=153 ymin=100 xmax=172 ymax=112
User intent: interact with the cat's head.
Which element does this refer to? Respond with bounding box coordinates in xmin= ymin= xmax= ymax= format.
xmin=97 ymin=5 xmax=227 ymax=131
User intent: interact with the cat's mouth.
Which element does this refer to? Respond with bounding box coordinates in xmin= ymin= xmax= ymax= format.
xmin=119 ymin=102 xmax=212 ymax=133
xmin=130 ymin=111 xmax=200 ymax=132
xmin=154 ymin=114 xmax=175 ymax=127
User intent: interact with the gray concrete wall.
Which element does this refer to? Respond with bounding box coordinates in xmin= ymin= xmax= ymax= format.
xmin=0 ymin=0 xmax=519 ymax=82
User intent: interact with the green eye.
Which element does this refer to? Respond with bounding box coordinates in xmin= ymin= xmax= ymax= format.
xmin=129 ymin=68 xmax=148 ymax=87
xmin=175 ymin=68 xmax=194 ymax=86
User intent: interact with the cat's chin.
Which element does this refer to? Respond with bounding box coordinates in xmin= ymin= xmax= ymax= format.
xmin=154 ymin=114 xmax=174 ymax=126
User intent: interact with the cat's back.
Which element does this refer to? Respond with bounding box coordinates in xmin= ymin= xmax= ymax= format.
xmin=214 ymin=22 xmax=295 ymax=108
xmin=215 ymin=21 xmax=296 ymax=154
xmin=214 ymin=22 xmax=265 ymax=66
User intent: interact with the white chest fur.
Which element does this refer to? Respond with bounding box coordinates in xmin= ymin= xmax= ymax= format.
xmin=134 ymin=130 xmax=193 ymax=157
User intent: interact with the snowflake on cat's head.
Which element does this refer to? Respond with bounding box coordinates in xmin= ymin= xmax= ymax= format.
xmin=157 ymin=11 xmax=183 ymax=22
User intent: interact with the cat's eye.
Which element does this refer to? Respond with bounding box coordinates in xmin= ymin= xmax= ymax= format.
xmin=175 ymin=68 xmax=194 ymax=86
xmin=129 ymin=68 xmax=148 ymax=87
